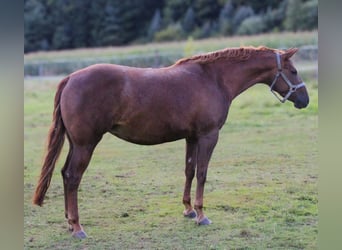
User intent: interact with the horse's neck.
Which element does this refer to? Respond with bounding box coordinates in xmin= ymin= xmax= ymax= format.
xmin=213 ymin=56 xmax=273 ymax=101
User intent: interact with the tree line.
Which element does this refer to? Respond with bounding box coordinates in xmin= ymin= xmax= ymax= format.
xmin=24 ymin=0 xmax=317 ymax=53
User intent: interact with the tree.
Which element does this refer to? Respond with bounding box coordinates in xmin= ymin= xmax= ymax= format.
xmin=52 ymin=25 xmax=72 ymax=50
xmin=193 ymin=0 xmax=222 ymax=26
xmin=24 ymin=0 xmax=49 ymax=52
xmin=24 ymin=0 xmax=315 ymax=52
xmin=154 ymin=23 xmax=184 ymax=42
xmin=88 ymin=0 xmax=107 ymax=46
xmin=193 ymin=21 xmax=214 ymax=39
xmin=69 ymin=0 xmax=92 ymax=48
xmin=164 ymin=0 xmax=192 ymax=23
xmin=263 ymin=0 xmax=288 ymax=32
xmin=135 ymin=0 xmax=166 ymax=39
xmin=232 ymin=5 xmax=254 ymax=33
xmin=219 ymin=0 xmax=235 ymax=35
xmin=228 ymin=0 xmax=281 ymax=14
xmin=48 ymin=0 xmax=89 ymax=50
xmin=148 ymin=9 xmax=163 ymax=40
xmin=98 ymin=2 xmax=123 ymax=46
xmin=284 ymin=0 xmax=301 ymax=31
xmin=120 ymin=0 xmax=143 ymax=43
xmin=297 ymin=0 xmax=318 ymax=31
xmin=182 ymin=7 xmax=196 ymax=33
xmin=237 ymin=15 xmax=266 ymax=35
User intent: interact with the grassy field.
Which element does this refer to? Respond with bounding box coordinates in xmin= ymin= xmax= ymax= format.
xmin=24 ymin=31 xmax=317 ymax=62
xmin=24 ymin=32 xmax=318 ymax=248
xmin=24 ymin=55 xmax=318 ymax=249
xmin=24 ymin=32 xmax=317 ymax=77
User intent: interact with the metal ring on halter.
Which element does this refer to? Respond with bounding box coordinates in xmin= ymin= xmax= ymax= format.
xmin=270 ymin=53 xmax=306 ymax=103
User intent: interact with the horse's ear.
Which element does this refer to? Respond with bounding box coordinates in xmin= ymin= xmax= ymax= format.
xmin=284 ymin=48 xmax=298 ymax=59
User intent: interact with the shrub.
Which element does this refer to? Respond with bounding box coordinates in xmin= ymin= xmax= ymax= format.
xmin=298 ymin=0 xmax=318 ymax=31
xmin=263 ymin=0 xmax=288 ymax=32
xmin=236 ymin=16 xmax=266 ymax=35
xmin=232 ymin=5 xmax=254 ymax=33
xmin=285 ymin=0 xmax=317 ymax=31
xmin=154 ymin=23 xmax=184 ymax=42
xmin=192 ymin=21 xmax=214 ymax=39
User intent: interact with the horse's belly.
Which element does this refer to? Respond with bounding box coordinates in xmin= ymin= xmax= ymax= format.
xmin=109 ymin=123 xmax=187 ymax=145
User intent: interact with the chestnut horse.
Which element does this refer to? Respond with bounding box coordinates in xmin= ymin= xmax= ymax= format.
xmin=33 ymin=46 xmax=309 ymax=239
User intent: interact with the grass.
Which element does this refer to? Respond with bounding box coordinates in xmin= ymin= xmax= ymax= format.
xmin=24 ymin=31 xmax=317 ymax=77
xmin=24 ymin=60 xmax=317 ymax=248
xmin=24 ymin=31 xmax=317 ymax=62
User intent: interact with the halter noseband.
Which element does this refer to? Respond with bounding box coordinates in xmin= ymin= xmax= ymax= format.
xmin=270 ymin=53 xmax=306 ymax=103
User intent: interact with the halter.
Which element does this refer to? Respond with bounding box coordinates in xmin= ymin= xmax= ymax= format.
xmin=270 ymin=53 xmax=306 ymax=103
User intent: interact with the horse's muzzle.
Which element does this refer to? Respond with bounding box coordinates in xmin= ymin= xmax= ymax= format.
xmin=294 ymin=96 xmax=309 ymax=109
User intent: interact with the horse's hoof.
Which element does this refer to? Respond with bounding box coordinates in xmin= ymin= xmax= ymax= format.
xmin=197 ymin=216 xmax=212 ymax=226
xmin=183 ymin=210 xmax=197 ymax=219
xmin=72 ymin=230 xmax=87 ymax=239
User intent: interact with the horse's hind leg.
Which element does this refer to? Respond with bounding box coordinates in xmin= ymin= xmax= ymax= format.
xmin=62 ymin=142 xmax=98 ymax=239
xmin=183 ymin=139 xmax=198 ymax=218
xmin=61 ymin=146 xmax=73 ymax=229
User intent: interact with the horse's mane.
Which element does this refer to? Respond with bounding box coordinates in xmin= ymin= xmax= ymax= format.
xmin=175 ymin=46 xmax=282 ymax=65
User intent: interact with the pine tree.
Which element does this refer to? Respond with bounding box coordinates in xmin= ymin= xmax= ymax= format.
xmin=24 ymin=0 xmax=48 ymax=52
xmin=219 ymin=0 xmax=235 ymax=35
xmin=24 ymin=0 xmax=315 ymax=52
xmin=98 ymin=2 xmax=123 ymax=46
xmin=284 ymin=0 xmax=301 ymax=31
xmin=164 ymin=0 xmax=192 ymax=23
xmin=232 ymin=5 xmax=254 ymax=33
xmin=297 ymin=0 xmax=318 ymax=31
xmin=193 ymin=0 xmax=222 ymax=26
xmin=263 ymin=0 xmax=288 ymax=32
xmin=52 ymin=25 xmax=72 ymax=50
xmin=70 ymin=0 xmax=92 ymax=48
xmin=182 ymin=7 xmax=196 ymax=33
xmin=87 ymin=0 xmax=107 ymax=47
xmin=49 ymin=0 xmax=74 ymax=50
xmin=148 ymin=9 xmax=162 ymax=41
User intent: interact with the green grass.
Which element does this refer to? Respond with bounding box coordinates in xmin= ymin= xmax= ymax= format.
xmin=24 ymin=31 xmax=317 ymax=77
xmin=24 ymin=31 xmax=317 ymax=62
xmin=24 ymin=62 xmax=317 ymax=249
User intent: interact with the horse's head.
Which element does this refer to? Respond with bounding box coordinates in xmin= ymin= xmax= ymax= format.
xmin=269 ymin=48 xmax=309 ymax=109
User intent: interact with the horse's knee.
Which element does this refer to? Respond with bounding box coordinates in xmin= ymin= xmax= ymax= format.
xmin=62 ymin=171 xmax=82 ymax=190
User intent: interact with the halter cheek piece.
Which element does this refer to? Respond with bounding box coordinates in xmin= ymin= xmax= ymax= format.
xmin=270 ymin=53 xmax=306 ymax=103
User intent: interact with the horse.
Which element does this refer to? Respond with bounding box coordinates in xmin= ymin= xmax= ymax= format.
xmin=32 ymin=46 xmax=309 ymax=239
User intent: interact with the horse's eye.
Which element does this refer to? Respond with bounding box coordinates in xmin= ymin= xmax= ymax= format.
xmin=291 ymin=68 xmax=297 ymax=75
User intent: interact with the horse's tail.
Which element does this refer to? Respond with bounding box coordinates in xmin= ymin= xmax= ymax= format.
xmin=32 ymin=76 xmax=70 ymax=206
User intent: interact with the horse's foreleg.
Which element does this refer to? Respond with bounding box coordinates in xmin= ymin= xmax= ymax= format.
xmin=182 ymin=139 xmax=198 ymax=218
xmin=62 ymin=144 xmax=96 ymax=239
xmin=194 ymin=130 xmax=218 ymax=225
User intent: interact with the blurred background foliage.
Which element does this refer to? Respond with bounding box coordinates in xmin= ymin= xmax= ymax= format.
xmin=24 ymin=0 xmax=317 ymax=53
